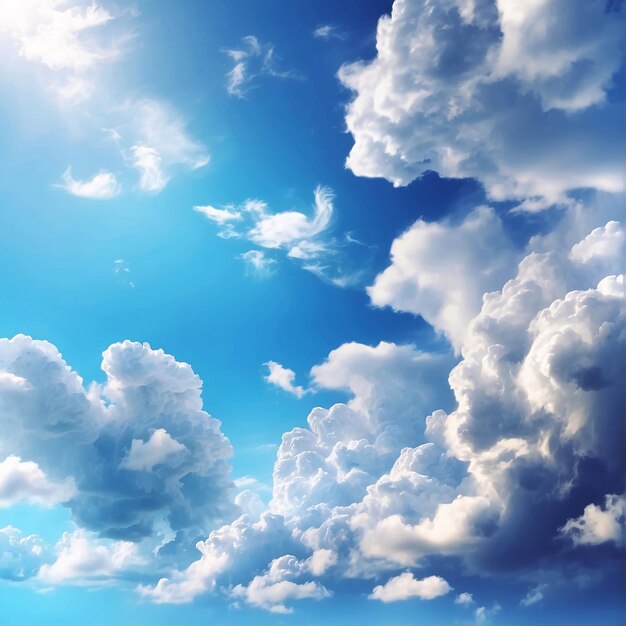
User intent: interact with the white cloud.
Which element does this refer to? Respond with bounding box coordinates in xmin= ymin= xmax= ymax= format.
xmin=130 ymin=145 xmax=167 ymax=192
xmin=234 ymin=490 xmax=266 ymax=520
xmin=0 ymin=0 xmax=131 ymax=103
xmin=357 ymin=497 xmax=500 ymax=566
xmin=120 ymin=99 xmax=209 ymax=193
xmin=0 ymin=335 xmax=235 ymax=557
xmin=312 ymin=25 xmax=344 ymax=40
xmin=288 ymin=212 xmax=625 ymax=579
xmin=339 ymin=0 xmax=624 ymax=206
xmin=475 ymin=602 xmax=502 ymax=623
xmin=234 ymin=476 xmax=271 ymax=493
xmin=493 ymin=0 xmax=621 ymax=112
xmin=58 ymin=166 xmax=120 ymax=199
xmin=0 ymin=0 xmax=115 ymax=71
xmin=569 ymin=221 xmax=625 ymax=265
xmin=271 ymin=341 xmax=454 ymax=524
xmin=224 ymin=35 xmax=300 ymax=98
xmin=231 ymin=554 xmax=331 ymax=613
xmin=194 ymin=204 xmax=242 ymax=227
xmin=520 ymin=583 xmax=548 ymax=607
xmin=196 ymin=187 xmax=333 ymax=249
xmin=0 ymin=455 xmax=74 ymax=508
xmin=138 ymin=513 xmax=296 ymax=604
xmin=38 ymin=529 xmax=144 ymax=585
xmin=240 ymin=250 xmax=276 ymax=278
xmin=455 ymin=592 xmax=474 ymax=605
xmin=136 ymin=208 xmax=625 ymax=601
xmin=369 ymin=572 xmax=452 ymax=602
xmin=560 ymin=494 xmax=625 ymax=547
xmin=0 ymin=525 xmax=47 ymax=581
xmin=307 ymin=548 xmax=336 ymax=576
xmin=196 ymin=186 xmax=368 ymax=286
xmin=264 ymin=361 xmax=305 ymax=398
xmin=120 ymin=429 xmax=186 ymax=472
xmin=368 ymin=207 xmax=518 ymax=351
xmin=249 ymin=186 xmax=333 ymax=250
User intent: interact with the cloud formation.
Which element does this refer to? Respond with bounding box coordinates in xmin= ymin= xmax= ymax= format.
xmin=264 ymin=361 xmax=306 ymax=398
xmin=231 ymin=554 xmax=331 ymax=613
xmin=368 ymin=206 xmax=518 ymax=351
xmin=0 ymin=0 xmax=130 ymax=102
xmin=195 ymin=186 xmax=371 ymax=286
xmin=369 ymin=573 xmax=452 ymax=602
xmin=125 ymin=100 xmax=210 ymax=193
xmin=0 ymin=525 xmax=47 ymax=581
xmin=560 ymin=494 xmax=625 ymax=547
xmin=38 ymin=529 xmax=144 ymax=586
xmin=58 ymin=166 xmax=121 ymax=199
xmin=339 ymin=0 xmax=624 ymax=207
xmin=224 ymin=35 xmax=300 ymax=98
xmin=0 ymin=335 xmax=235 ymax=561
xmin=0 ymin=455 xmax=74 ymax=508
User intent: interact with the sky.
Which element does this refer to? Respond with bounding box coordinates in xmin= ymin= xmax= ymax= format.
xmin=0 ymin=1 xmax=624 ymax=624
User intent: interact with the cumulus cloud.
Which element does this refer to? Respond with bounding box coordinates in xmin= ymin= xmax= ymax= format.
xmin=223 ymin=35 xmax=300 ymax=98
xmin=368 ymin=206 xmax=518 ymax=351
xmin=38 ymin=529 xmax=144 ymax=585
xmin=58 ymin=166 xmax=120 ymax=199
xmin=455 ymin=591 xmax=474 ymax=605
xmin=0 ymin=335 xmax=235 ymax=558
xmin=231 ymin=554 xmax=331 ymax=613
xmin=339 ymin=0 xmax=624 ymax=206
xmin=138 ymin=512 xmax=297 ymax=604
xmin=0 ymin=526 xmax=47 ymax=581
xmin=271 ymin=341 xmax=454 ymax=524
xmin=0 ymin=455 xmax=74 ymax=508
xmin=270 ymin=212 xmax=624 ymax=582
xmin=569 ymin=220 xmax=625 ymax=266
xmin=136 ymin=209 xmax=625 ymax=603
xmin=559 ymin=494 xmax=625 ymax=547
xmin=120 ymin=429 xmax=186 ymax=472
xmin=369 ymin=572 xmax=452 ymax=602
xmin=264 ymin=361 xmax=306 ymax=398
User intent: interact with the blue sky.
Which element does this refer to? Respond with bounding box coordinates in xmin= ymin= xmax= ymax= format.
xmin=0 ymin=1 xmax=624 ymax=624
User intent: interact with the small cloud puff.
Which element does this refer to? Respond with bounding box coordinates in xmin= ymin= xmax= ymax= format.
xmin=264 ymin=361 xmax=306 ymax=398
xmin=369 ymin=573 xmax=452 ymax=602
xmin=560 ymin=494 xmax=625 ymax=547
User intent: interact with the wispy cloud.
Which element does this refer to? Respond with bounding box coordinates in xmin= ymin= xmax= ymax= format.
xmin=0 ymin=0 xmax=134 ymax=103
xmin=122 ymin=99 xmax=209 ymax=193
xmin=194 ymin=187 xmax=373 ymax=287
xmin=113 ymin=259 xmax=134 ymax=288
xmin=520 ymin=584 xmax=548 ymax=607
xmin=223 ymin=35 xmax=301 ymax=98
xmin=58 ymin=166 xmax=120 ymax=199
xmin=239 ymin=250 xmax=276 ymax=278
xmin=312 ymin=24 xmax=345 ymax=40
